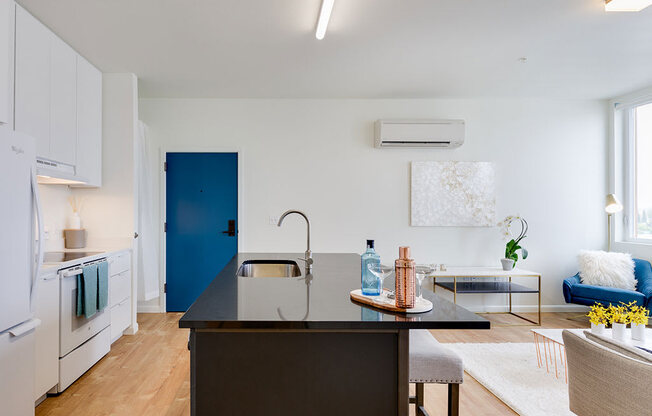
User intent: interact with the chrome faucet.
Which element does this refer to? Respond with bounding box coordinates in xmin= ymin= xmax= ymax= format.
xmin=277 ymin=210 xmax=313 ymax=272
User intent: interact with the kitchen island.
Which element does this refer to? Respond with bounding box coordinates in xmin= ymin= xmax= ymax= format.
xmin=179 ymin=253 xmax=489 ymax=416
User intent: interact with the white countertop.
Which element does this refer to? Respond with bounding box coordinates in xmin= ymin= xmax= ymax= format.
xmin=41 ymin=247 xmax=131 ymax=272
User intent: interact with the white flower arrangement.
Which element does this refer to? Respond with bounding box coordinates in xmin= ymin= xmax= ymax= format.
xmin=498 ymin=215 xmax=529 ymax=265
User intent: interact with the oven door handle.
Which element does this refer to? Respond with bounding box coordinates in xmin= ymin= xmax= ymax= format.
xmin=61 ymin=268 xmax=84 ymax=278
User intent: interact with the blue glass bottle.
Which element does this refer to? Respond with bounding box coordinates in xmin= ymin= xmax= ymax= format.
xmin=361 ymin=240 xmax=381 ymax=295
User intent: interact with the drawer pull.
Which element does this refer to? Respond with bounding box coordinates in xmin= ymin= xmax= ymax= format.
xmin=42 ymin=274 xmax=59 ymax=281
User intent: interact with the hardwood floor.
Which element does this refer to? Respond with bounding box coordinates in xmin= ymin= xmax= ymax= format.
xmin=36 ymin=313 xmax=190 ymax=416
xmin=35 ymin=312 xmax=588 ymax=416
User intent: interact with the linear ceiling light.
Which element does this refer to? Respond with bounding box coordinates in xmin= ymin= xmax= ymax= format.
xmin=605 ymin=0 xmax=652 ymax=11
xmin=315 ymin=0 xmax=335 ymax=40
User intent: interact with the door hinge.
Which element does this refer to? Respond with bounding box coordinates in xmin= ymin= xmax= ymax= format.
xmin=164 ymin=222 xmax=167 ymax=232
xmin=164 ymin=161 xmax=167 ymax=172
xmin=164 ymin=283 xmax=167 ymax=293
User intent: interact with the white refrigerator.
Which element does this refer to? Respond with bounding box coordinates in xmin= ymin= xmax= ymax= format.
xmin=0 ymin=126 xmax=43 ymax=416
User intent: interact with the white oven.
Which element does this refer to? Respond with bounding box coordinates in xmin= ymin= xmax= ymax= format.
xmin=57 ymin=260 xmax=111 ymax=391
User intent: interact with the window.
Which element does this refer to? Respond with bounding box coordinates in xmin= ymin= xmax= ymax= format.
xmin=629 ymin=102 xmax=652 ymax=239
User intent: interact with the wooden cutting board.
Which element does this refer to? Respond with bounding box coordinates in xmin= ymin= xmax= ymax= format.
xmin=350 ymin=289 xmax=433 ymax=314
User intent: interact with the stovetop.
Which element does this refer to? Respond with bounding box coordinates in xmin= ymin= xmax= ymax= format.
xmin=43 ymin=251 xmax=104 ymax=263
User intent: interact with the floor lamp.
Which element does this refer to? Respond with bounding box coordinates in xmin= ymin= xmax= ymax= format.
xmin=605 ymin=193 xmax=623 ymax=252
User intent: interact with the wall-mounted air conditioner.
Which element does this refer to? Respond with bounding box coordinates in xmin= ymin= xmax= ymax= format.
xmin=374 ymin=119 xmax=465 ymax=148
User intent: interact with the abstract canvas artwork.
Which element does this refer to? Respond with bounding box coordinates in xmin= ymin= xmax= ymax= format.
xmin=411 ymin=161 xmax=496 ymax=226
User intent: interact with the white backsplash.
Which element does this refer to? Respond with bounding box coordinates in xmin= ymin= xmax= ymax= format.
xmin=38 ymin=184 xmax=74 ymax=251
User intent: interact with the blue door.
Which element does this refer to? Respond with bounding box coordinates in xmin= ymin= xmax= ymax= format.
xmin=166 ymin=152 xmax=238 ymax=312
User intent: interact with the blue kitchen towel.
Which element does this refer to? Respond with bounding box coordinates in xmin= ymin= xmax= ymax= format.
xmin=97 ymin=261 xmax=109 ymax=311
xmin=79 ymin=264 xmax=98 ymax=318
xmin=76 ymin=274 xmax=83 ymax=317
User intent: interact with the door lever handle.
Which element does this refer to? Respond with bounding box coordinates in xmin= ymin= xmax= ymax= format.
xmin=222 ymin=219 xmax=236 ymax=237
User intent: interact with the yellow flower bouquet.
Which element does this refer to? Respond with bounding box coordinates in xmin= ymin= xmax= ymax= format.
xmin=607 ymin=302 xmax=633 ymax=341
xmin=629 ymin=304 xmax=649 ymax=325
xmin=587 ymin=303 xmax=609 ymax=324
xmin=608 ymin=303 xmax=632 ymax=325
xmin=587 ymin=303 xmax=609 ymax=334
xmin=629 ymin=304 xmax=649 ymax=341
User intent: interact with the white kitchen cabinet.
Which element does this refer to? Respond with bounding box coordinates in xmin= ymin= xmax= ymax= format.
xmin=15 ymin=4 xmax=103 ymax=185
xmin=108 ymin=251 xmax=132 ymax=343
xmin=110 ymin=299 xmax=131 ymax=342
xmin=34 ymin=269 xmax=59 ymax=401
xmin=49 ymin=35 xmax=77 ymax=166
xmin=14 ymin=4 xmax=51 ymax=156
xmin=0 ymin=0 xmax=13 ymax=126
xmin=74 ymin=55 xmax=102 ymax=187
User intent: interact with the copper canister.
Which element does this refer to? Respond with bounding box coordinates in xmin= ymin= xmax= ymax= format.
xmin=395 ymin=246 xmax=415 ymax=308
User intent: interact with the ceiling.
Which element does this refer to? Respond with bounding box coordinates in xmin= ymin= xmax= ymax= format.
xmin=17 ymin=0 xmax=652 ymax=99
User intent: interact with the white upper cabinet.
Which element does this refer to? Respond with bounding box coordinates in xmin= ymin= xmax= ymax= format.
xmin=14 ymin=4 xmax=103 ymax=186
xmin=49 ymin=35 xmax=77 ymax=166
xmin=75 ymin=55 xmax=102 ymax=187
xmin=14 ymin=4 xmax=51 ymax=157
xmin=0 ymin=0 xmax=13 ymax=126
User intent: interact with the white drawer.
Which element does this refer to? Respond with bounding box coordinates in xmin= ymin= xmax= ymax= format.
xmin=109 ymin=270 xmax=130 ymax=307
xmin=110 ymin=298 xmax=131 ymax=342
xmin=58 ymin=326 xmax=110 ymax=392
xmin=108 ymin=252 xmax=130 ymax=277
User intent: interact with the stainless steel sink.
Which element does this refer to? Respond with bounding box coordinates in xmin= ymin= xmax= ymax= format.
xmin=236 ymin=260 xmax=302 ymax=278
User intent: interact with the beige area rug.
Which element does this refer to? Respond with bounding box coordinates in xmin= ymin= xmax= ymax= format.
xmin=445 ymin=343 xmax=573 ymax=416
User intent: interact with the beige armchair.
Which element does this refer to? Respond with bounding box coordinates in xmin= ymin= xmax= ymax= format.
xmin=562 ymin=330 xmax=652 ymax=416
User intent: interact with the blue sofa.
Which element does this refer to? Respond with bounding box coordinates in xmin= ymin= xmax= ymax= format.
xmin=563 ymin=258 xmax=652 ymax=308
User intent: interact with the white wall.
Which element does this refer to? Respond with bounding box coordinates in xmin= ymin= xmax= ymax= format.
xmin=139 ymin=98 xmax=608 ymax=312
xmin=72 ymin=74 xmax=137 ymax=250
xmin=38 ymin=184 xmax=72 ymax=251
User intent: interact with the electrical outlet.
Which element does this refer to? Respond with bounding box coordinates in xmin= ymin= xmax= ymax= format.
xmin=269 ymin=216 xmax=279 ymax=225
xmin=43 ymin=225 xmax=51 ymax=240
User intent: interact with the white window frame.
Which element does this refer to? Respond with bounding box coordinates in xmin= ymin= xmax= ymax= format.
xmin=611 ymin=88 xmax=652 ymax=246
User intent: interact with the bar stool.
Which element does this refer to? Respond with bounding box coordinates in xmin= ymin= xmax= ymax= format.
xmin=409 ymin=330 xmax=464 ymax=416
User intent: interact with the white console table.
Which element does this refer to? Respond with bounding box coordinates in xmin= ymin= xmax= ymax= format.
xmin=431 ymin=267 xmax=542 ymax=326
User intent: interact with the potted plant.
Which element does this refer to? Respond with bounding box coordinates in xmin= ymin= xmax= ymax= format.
xmin=628 ymin=304 xmax=649 ymax=341
xmin=608 ymin=302 xmax=631 ymax=341
xmin=587 ymin=303 xmax=608 ymax=335
xmin=498 ymin=216 xmax=529 ymax=271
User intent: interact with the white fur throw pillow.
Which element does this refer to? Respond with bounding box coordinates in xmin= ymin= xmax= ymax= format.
xmin=578 ymin=250 xmax=636 ymax=291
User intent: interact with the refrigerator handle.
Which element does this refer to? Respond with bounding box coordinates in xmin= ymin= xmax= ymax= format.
xmin=8 ymin=318 xmax=41 ymax=338
xmin=30 ymin=168 xmax=44 ymax=311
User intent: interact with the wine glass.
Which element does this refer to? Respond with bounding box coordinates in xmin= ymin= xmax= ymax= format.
xmin=367 ymin=264 xmax=394 ymax=299
xmin=415 ymin=264 xmax=435 ymax=302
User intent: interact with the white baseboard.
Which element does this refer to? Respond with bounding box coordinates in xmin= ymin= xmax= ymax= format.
xmin=124 ymin=322 xmax=139 ymax=335
xmin=136 ymin=304 xmax=164 ymax=313
xmin=464 ymin=304 xmax=589 ymax=313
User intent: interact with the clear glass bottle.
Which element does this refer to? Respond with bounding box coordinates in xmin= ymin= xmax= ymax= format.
xmin=361 ymin=239 xmax=381 ymax=295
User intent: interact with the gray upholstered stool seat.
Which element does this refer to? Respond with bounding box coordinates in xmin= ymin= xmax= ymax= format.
xmin=409 ymin=330 xmax=464 ymax=416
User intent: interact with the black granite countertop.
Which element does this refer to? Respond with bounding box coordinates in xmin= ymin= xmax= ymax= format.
xmin=179 ymin=253 xmax=490 ymax=330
